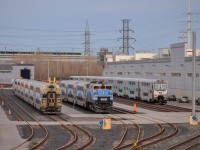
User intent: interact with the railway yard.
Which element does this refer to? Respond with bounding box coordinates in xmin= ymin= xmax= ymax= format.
xmin=1 ymin=89 xmax=200 ymax=150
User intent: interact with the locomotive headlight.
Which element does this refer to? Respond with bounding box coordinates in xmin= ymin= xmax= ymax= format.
xmin=93 ymin=97 xmax=97 ymax=100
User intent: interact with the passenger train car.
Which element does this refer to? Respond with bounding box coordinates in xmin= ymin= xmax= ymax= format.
xmin=69 ymin=76 xmax=168 ymax=104
xmin=13 ymin=79 xmax=62 ymax=113
xmin=59 ymin=80 xmax=113 ymax=113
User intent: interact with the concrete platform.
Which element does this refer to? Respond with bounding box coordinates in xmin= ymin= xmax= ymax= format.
xmin=0 ymin=106 xmax=26 ymax=150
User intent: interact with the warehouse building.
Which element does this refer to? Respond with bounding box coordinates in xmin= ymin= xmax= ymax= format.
xmin=102 ymin=42 xmax=200 ymax=99
xmin=0 ymin=63 xmax=35 ymax=85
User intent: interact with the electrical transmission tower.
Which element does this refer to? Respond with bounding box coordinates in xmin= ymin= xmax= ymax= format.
xmin=84 ymin=20 xmax=91 ymax=56
xmin=178 ymin=31 xmax=187 ymax=42
xmin=187 ymin=0 xmax=192 ymax=49
xmin=119 ymin=19 xmax=136 ymax=55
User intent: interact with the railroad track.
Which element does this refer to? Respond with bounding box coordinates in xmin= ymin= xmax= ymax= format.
xmin=166 ymin=134 xmax=200 ymax=150
xmin=114 ymin=96 xmax=199 ymax=112
xmin=110 ymin=112 xmax=141 ymax=150
xmin=48 ymin=114 xmax=94 ymax=150
xmin=112 ymin=107 xmax=179 ymax=150
xmin=0 ymin=89 xmax=48 ymax=150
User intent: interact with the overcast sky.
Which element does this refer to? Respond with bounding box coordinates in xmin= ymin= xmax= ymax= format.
xmin=0 ymin=0 xmax=199 ymax=54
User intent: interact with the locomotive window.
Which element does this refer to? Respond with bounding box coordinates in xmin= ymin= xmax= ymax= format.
xmin=50 ymin=93 xmax=54 ymax=98
xmin=161 ymin=84 xmax=167 ymax=90
xmin=94 ymin=86 xmax=99 ymax=90
xmin=106 ymin=86 xmax=112 ymax=90
xmin=101 ymin=85 xmax=105 ymax=89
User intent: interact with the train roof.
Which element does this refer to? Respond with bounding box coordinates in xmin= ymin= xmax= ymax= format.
xmin=69 ymin=76 xmax=161 ymax=82
xmin=14 ymin=78 xmax=59 ymax=90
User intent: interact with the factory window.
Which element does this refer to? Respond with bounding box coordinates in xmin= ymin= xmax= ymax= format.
xmin=171 ymin=73 xmax=181 ymax=77
xmin=135 ymin=72 xmax=141 ymax=75
xmin=156 ymin=73 xmax=166 ymax=77
xmin=0 ymin=71 xmax=11 ymax=73
xmin=118 ymin=72 xmax=122 ymax=75
xmin=145 ymin=72 xmax=153 ymax=76
xmin=187 ymin=73 xmax=199 ymax=77
xmin=187 ymin=73 xmax=192 ymax=77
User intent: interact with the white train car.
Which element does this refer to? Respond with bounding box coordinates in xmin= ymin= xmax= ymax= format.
xmin=13 ymin=79 xmax=62 ymax=113
xmin=69 ymin=76 xmax=168 ymax=104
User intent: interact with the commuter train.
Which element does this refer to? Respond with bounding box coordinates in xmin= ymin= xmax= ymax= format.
xmin=13 ymin=79 xmax=62 ymax=113
xmin=59 ymin=80 xmax=113 ymax=113
xmin=69 ymin=76 xmax=168 ymax=104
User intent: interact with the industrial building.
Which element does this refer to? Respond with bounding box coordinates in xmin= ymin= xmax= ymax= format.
xmin=102 ymin=42 xmax=200 ymax=99
xmin=0 ymin=63 xmax=35 ymax=85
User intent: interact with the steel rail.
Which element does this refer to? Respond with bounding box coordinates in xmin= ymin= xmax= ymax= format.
xmin=47 ymin=115 xmax=78 ymax=150
xmin=1 ymin=90 xmax=48 ymax=150
xmin=112 ymin=107 xmax=164 ymax=150
xmin=166 ymin=135 xmax=200 ymax=150
xmin=58 ymin=115 xmax=94 ymax=150
xmin=0 ymin=91 xmax=34 ymax=150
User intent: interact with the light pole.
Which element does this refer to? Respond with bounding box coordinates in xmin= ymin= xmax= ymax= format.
xmin=48 ymin=59 xmax=49 ymax=79
xmin=190 ymin=31 xmax=198 ymax=125
xmin=192 ymin=32 xmax=196 ymax=116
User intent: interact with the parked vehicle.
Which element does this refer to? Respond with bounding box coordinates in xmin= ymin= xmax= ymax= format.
xmin=178 ymin=96 xmax=189 ymax=103
xmin=168 ymin=95 xmax=176 ymax=101
xmin=196 ymin=97 xmax=200 ymax=105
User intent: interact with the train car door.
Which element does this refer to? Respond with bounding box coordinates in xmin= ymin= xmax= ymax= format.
xmin=129 ymin=81 xmax=135 ymax=99
xmin=117 ymin=80 xmax=123 ymax=96
xmin=47 ymin=92 xmax=56 ymax=107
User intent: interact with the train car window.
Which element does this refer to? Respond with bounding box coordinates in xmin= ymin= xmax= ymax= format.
xmin=56 ymin=94 xmax=60 ymax=98
xmin=61 ymin=83 xmax=65 ymax=87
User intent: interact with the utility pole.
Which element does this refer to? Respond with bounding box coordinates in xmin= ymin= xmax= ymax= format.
xmin=192 ymin=32 xmax=196 ymax=117
xmin=119 ymin=19 xmax=135 ymax=55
